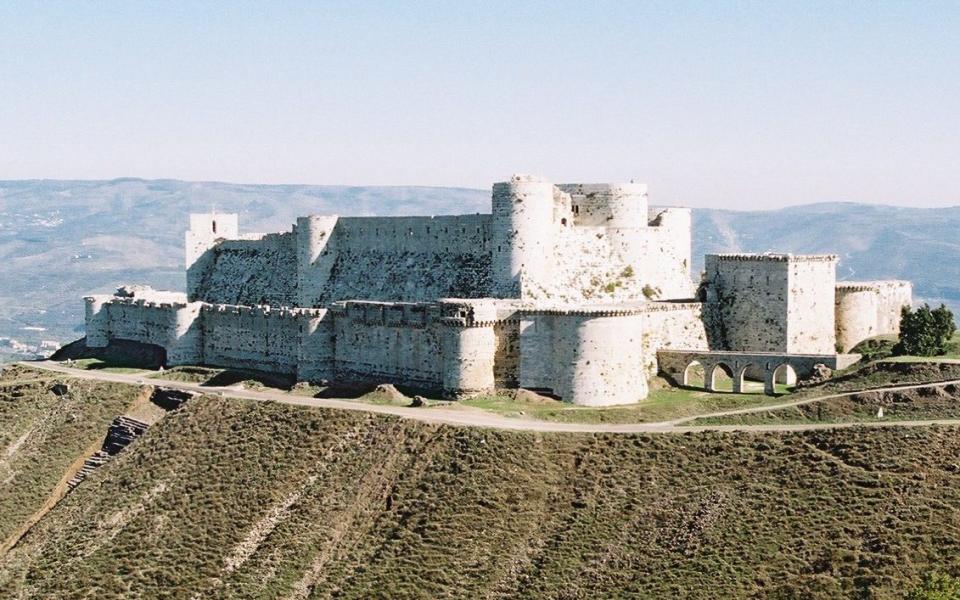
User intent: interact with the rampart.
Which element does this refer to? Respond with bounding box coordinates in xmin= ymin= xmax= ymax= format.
xmin=835 ymin=280 xmax=913 ymax=352
xmin=80 ymin=175 xmax=917 ymax=407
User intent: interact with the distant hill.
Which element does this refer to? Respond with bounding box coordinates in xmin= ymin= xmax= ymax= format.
xmin=692 ymin=202 xmax=960 ymax=308
xmin=1 ymin=179 xmax=957 ymax=361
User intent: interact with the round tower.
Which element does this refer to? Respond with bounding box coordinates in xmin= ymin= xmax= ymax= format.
xmin=296 ymin=215 xmax=339 ymax=307
xmin=441 ymin=325 xmax=496 ymax=398
xmin=599 ymin=182 xmax=648 ymax=228
xmin=491 ymin=174 xmax=556 ymax=299
xmin=560 ymin=314 xmax=647 ymax=406
xmin=835 ymin=285 xmax=879 ymax=353
xmin=165 ymin=303 xmax=203 ymax=365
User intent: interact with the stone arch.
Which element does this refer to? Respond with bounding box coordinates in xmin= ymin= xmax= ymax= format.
xmin=734 ymin=365 xmax=751 ymax=394
xmin=682 ymin=360 xmax=705 ymax=387
xmin=765 ymin=363 xmax=798 ymax=395
xmin=773 ymin=363 xmax=798 ymax=386
xmin=707 ymin=362 xmax=734 ymax=393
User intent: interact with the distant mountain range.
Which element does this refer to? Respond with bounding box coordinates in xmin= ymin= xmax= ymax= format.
xmin=1 ymin=179 xmax=957 ymax=361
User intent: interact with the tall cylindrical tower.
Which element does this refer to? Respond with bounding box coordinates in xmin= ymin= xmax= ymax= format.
xmin=835 ymin=285 xmax=879 ymax=353
xmin=556 ymin=314 xmax=647 ymax=406
xmin=441 ymin=325 xmax=496 ymax=398
xmin=491 ymin=175 xmax=556 ymax=299
xmin=165 ymin=303 xmax=203 ymax=365
xmin=296 ymin=215 xmax=339 ymax=307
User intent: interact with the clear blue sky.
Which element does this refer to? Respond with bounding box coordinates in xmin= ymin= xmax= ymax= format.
xmin=1 ymin=1 xmax=958 ymax=209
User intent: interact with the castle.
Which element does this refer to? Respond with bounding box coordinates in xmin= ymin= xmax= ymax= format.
xmin=83 ymin=175 xmax=912 ymax=405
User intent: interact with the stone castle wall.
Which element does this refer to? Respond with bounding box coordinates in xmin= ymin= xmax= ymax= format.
xmin=81 ymin=175 xmax=918 ymax=407
xmin=835 ymin=281 xmax=912 ymax=352
xmin=785 ymin=257 xmax=837 ymax=354
xmin=490 ymin=175 xmax=694 ymax=303
xmin=191 ymin=214 xmax=492 ymax=307
xmin=704 ymin=255 xmax=791 ymax=352
xmin=517 ymin=310 xmax=648 ymax=406
xmin=189 ymin=233 xmax=299 ymax=306
xmin=184 ymin=176 xmax=695 ymax=309
xmin=84 ymin=294 xmax=202 ymax=365
xmin=637 ymin=302 xmax=713 ymax=376
xmin=330 ymin=301 xmax=445 ymax=390
xmin=704 ymin=254 xmax=837 ymax=354
xmin=200 ymin=304 xmax=329 ymax=376
xmin=312 ymin=215 xmax=492 ymax=304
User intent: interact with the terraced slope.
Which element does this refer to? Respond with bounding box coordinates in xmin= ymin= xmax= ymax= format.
xmin=0 ymin=386 xmax=958 ymax=598
xmin=0 ymin=367 xmax=140 ymax=548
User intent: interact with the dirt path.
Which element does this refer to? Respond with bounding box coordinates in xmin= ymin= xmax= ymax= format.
xmin=0 ymin=386 xmax=156 ymax=559
xmin=667 ymin=378 xmax=960 ymax=425
xmin=0 ymin=437 xmax=102 ymax=559
xmin=21 ymin=361 xmax=960 ymax=435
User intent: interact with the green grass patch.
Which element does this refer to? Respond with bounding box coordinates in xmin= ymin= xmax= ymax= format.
xmin=454 ymin=379 xmax=792 ymax=424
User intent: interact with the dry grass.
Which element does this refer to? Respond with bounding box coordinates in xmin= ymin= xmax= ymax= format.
xmin=0 ymin=382 xmax=957 ymax=598
xmin=0 ymin=366 xmax=140 ymax=545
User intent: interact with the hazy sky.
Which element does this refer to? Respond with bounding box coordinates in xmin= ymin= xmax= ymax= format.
xmin=1 ymin=1 xmax=958 ymax=209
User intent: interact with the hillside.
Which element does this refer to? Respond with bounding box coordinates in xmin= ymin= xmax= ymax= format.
xmin=1 ymin=368 xmax=960 ymax=598
xmin=3 ymin=179 xmax=959 ymax=362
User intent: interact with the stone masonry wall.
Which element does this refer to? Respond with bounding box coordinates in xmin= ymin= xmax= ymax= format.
xmin=638 ymin=302 xmax=712 ymax=377
xmin=704 ymin=255 xmax=791 ymax=352
xmin=331 ymin=301 xmax=446 ymax=391
xmin=518 ymin=310 xmax=647 ymax=406
xmin=313 ymin=215 xmax=491 ymax=304
xmin=834 ymin=281 xmax=912 ymax=352
xmin=84 ymin=295 xmax=203 ymax=365
xmin=200 ymin=305 xmax=326 ymax=376
xmin=190 ymin=233 xmax=298 ymax=306
xmin=704 ymin=254 xmax=838 ymax=354
xmin=786 ymin=258 xmax=837 ymax=354
xmin=874 ymin=280 xmax=913 ymax=332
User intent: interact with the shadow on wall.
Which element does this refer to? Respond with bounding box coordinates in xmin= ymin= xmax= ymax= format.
xmin=51 ymin=338 xmax=167 ymax=370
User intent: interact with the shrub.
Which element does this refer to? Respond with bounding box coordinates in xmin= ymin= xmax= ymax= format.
xmin=849 ymin=337 xmax=897 ymax=362
xmin=895 ymin=304 xmax=957 ymax=357
xmin=905 ymin=572 xmax=960 ymax=599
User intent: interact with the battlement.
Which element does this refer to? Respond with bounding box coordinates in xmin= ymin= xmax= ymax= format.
xmin=836 ymin=280 xmax=912 ymax=291
xmin=79 ymin=173 xmax=918 ymax=407
xmin=708 ymin=253 xmax=839 ymax=263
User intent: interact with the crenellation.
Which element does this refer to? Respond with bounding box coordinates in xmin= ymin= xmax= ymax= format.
xmin=81 ymin=174 xmax=914 ymax=406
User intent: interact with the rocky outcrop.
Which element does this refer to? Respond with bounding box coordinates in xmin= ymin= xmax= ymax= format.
xmin=150 ymin=387 xmax=197 ymax=411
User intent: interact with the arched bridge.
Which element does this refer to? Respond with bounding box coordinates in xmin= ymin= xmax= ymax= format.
xmin=657 ymin=350 xmax=862 ymax=395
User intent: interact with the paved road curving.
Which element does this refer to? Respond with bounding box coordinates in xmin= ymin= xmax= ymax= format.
xmin=20 ymin=361 xmax=960 ymax=435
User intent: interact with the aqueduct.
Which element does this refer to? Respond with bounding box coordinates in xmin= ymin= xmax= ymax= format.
xmin=657 ymin=350 xmax=861 ymax=395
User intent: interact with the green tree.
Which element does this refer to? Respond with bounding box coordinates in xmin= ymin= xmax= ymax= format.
xmin=895 ymin=304 xmax=957 ymax=357
xmin=906 ymin=572 xmax=960 ymax=599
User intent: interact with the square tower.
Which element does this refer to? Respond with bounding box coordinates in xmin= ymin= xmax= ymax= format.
xmin=185 ymin=213 xmax=239 ymax=300
xmin=704 ymin=254 xmax=837 ymax=354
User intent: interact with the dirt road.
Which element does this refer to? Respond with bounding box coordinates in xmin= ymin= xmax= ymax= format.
xmin=22 ymin=361 xmax=960 ymax=434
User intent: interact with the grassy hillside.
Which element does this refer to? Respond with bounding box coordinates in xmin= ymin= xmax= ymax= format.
xmin=0 ymin=366 xmax=141 ymax=547
xmin=0 ymin=377 xmax=959 ymax=597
